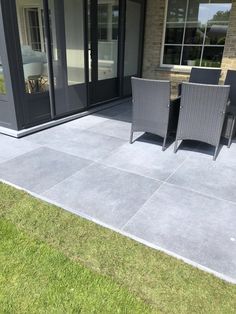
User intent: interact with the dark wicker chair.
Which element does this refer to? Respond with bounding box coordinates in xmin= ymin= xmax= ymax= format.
xmin=174 ymin=82 xmax=230 ymax=160
xmin=178 ymin=67 xmax=221 ymax=96
xmin=223 ymin=70 xmax=236 ymax=147
xmin=130 ymin=77 xmax=176 ymax=151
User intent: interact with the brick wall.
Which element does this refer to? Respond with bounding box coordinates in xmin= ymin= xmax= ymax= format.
xmin=221 ymin=0 xmax=236 ymax=79
xmin=142 ymin=0 xmax=236 ymax=97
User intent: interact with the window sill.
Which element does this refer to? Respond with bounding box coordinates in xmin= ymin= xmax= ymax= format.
xmin=155 ymin=66 xmax=191 ymax=74
xmin=155 ymin=65 xmax=222 ymax=74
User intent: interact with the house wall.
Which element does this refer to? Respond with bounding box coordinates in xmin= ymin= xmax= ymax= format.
xmin=142 ymin=0 xmax=236 ymax=97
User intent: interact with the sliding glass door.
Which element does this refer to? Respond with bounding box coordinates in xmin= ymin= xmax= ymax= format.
xmin=49 ymin=0 xmax=87 ymax=116
xmin=14 ymin=0 xmax=146 ymax=123
xmin=123 ymin=0 xmax=145 ymax=96
xmin=88 ymin=0 xmax=120 ymax=104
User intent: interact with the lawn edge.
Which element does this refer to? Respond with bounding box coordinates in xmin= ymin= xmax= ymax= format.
xmin=1 ymin=178 xmax=236 ymax=286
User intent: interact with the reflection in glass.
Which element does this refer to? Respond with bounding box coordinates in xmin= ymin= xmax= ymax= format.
xmin=124 ymin=0 xmax=141 ymax=76
xmin=198 ymin=3 xmax=231 ymax=23
xmin=163 ymin=46 xmax=181 ymax=65
xmin=187 ymin=0 xmax=208 ymax=22
xmin=184 ymin=23 xmax=205 ymax=44
xmin=165 ymin=23 xmax=184 ymax=44
xmin=98 ymin=0 xmax=119 ymax=80
xmin=181 ymin=46 xmax=202 ymax=65
xmin=64 ymin=0 xmax=85 ymax=85
xmin=205 ymin=23 xmax=228 ymax=45
xmin=0 ymin=55 xmax=6 ymax=95
xmin=16 ymin=0 xmax=49 ymax=94
xmin=167 ymin=0 xmax=187 ymax=22
xmin=202 ymin=46 xmax=224 ymax=67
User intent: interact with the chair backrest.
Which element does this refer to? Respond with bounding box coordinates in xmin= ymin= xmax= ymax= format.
xmin=224 ymin=70 xmax=236 ymax=107
xmin=131 ymin=77 xmax=171 ymax=138
xmin=189 ymin=67 xmax=221 ymax=85
xmin=23 ymin=62 xmax=42 ymax=79
xmin=177 ymin=82 xmax=230 ymax=146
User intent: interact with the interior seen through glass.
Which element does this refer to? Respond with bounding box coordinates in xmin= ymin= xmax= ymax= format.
xmin=97 ymin=0 xmax=119 ymax=81
xmin=15 ymin=0 xmax=141 ymax=98
xmin=124 ymin=0 xmax=141 ymax=77
xmin=16 ymin=0 xmax=49 ymax=94
xmin=0 ymin=54 xmax=6 ymax=95
xmin=64 ymin=0 xmax=85 ymax=86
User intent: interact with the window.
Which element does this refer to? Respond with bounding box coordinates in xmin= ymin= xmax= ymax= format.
xmin=24 ymin=8 xmax=45 ymax=52
xmin=0 ymin=55 xmax=6 ymax=95
xmin=98 ymin=4 xmax=119 ymax=41
xmin=162 ymin=0 xmax=232 ymax=67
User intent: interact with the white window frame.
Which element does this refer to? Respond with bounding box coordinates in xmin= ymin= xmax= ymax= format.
xmin=97 ymin=3 xmax=119 ymax=42
xmin=23 ymin=5 xmax=45 ymax=52
xmin=160 ymin=0 xmax=232 ymax=70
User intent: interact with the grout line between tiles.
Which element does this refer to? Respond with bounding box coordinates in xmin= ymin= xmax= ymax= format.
xmin=165 ymin=180 xmax=236 ymax=206
xmin=120 ymin=154 xmax=191 ymax=230
xmin=97 ymin=160 xmax=166 ymax=183
xmin=41 ymin=160 xmax=98 ymax=195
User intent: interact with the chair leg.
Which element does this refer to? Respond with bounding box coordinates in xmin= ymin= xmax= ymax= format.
xmin=213 ymin=144 xmax=219 ymax=161
xmin=228 ymin=116 xmax=236 ymax=148
xmin=129 ymin=128 xmax=134 ymax=144
xmin=174 ymin=139 xmax=179 ymax=153
xmin=162 ymin=134 xmax=168 ymax=151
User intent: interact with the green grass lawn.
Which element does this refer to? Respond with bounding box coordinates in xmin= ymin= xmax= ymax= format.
xmin=0 ymin=183 xmax=236 ymax=313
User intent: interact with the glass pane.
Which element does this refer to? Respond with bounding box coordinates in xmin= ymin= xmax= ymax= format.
xmin=124 ymin=0 xmax=141 ymax=76
xmin=204 ymin=3 xmax=232 ymax=45
xmin=88 ymin=1 xmax=92 ymax=82
xmin=181 ymin=46 xmax=202 ymax=65
xmin=202 ymin=3 xmax=231 ymax=22
xmin=167 ymin=0 xmax=187 ymax=22
xmin=205 ymin=23 xmax=228 ymax=45
xmin=16 ymin=0 xmax=49 ymax=94
xmin=28 ymin=9 xmax=42 ymax=51
xmin=202 ymin=46 xmax=224 ymax=67
xmin=187 ymin=1 xmax=232 ymax=24
xmin=64 ymin=0 xmax=85 ymax=85
xmin=0 ymin=55 xmax=6 ymax=95
xmin=165 ymin=23 xmax=184 ymax=44
xmin=184 ymin=23 xmax=205 ymax=44
xmin=98 ymin=0 xmax=119 ymax=80
xmin=163 ymin=46 xmax=181 ymax=65
xmin=187 ymin=0 xmax=208 ymax=22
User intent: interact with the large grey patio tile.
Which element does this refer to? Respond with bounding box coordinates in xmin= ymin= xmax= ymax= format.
xmin=26 ymin=126 xmax=126 ymax=162
xmin=65 ymin=115 xmax=108 ymax=130
xmin=0 ymin=147 xmax=91 ymax=194
xmin=167 ymin=156 xmax=236 ymax=203
xmin=112 ymin=110 xmax=132 ymax=123
xmin=123 ymin=184 xmax=236 ymax=280
xmin=0 ymin=134 xmax=40 ymax=160
xmin=94 ymin=102 xmax=132 ymax=122
xmin=216 ymin=142 xmax=236 ymax=165
xmin=43 ymin=163 xmax=161 ymax=228
xmin=88 ymin=119 xmax=131 ymax=140
xmin=101 ymin=139 xmax=187 ymax=181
